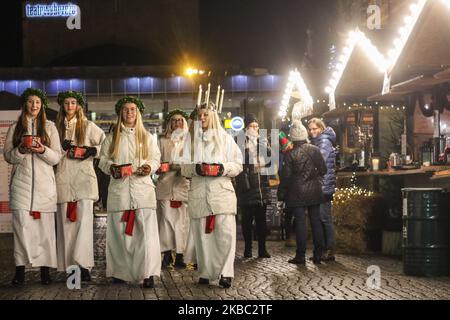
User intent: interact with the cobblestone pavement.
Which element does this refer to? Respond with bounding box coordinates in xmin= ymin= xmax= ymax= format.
xmin=1 ymin=217 xmax=450 ymax=300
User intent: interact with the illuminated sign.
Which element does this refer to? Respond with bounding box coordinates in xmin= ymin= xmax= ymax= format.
xmin=230 ymin=117 xmax=244 ymax=132
xmin=25 ymin=2 xmax=78 ymax=18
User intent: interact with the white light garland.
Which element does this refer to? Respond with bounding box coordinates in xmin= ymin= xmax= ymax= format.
xmin=325 ymin=0 xmax=450 ymax=104
xmin=279 ymin=69 xmax=314 ymax=119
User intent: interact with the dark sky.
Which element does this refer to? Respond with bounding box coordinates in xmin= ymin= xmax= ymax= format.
xmin=200 ymin=0 xmax=336 ymax=72
xmin=0 ymin=0 xmax=336 ymax=70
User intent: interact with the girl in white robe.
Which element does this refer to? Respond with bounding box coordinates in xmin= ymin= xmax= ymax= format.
xmin=55 ymin=91 xmax=105 ymax=281
xmin=156 ymin=110 xmax=190 ymax=269
xmin=179 ymin=103 xmax=243 ymax=288
xmin=4 ymin=88 xmax=62 ymax=285
xmin=99 ymin=96 xmax=161 ymax=288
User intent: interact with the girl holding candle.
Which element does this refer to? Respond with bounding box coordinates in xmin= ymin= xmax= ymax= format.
xmin=156 ymin=109 xmax=190 ymax=269
xmin=180 ymin=102 xmax=243 ymax=289
xmin=54 ymin=91 xmax=105 ymax=281
xmin=308 ymin=118 xmax=337 ymax=262
xmin=99 ymin=96 xmax=161 ymax=288
xmin=4 ymin=88 xmax=62 ymax=285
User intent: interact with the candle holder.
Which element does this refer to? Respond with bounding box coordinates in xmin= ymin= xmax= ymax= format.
xmin=22 ymin=135 xmax=40 ymax=148
xmin=371 ymin=155 xmax=381 ymax=172
xmin=201 ymin=163 xmax=221 ymax=177
xmin=68 ymin=146 xmax=87 ymax=159
xmin=111 ymin=164 xmax=133 ymax=179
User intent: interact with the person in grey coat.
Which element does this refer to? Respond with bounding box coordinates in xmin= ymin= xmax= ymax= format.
xmin=308 ymin=118 xmax=337 ymax=261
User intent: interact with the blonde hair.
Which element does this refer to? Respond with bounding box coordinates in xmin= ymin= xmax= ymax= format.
xmin=189 ymin=106 xmax=225 ymax=159
xmin=165 ymin=115 xmax=188 ymax=137
xmin=109 ymin=104 xmax=149 ymax=161
xmin=308 ymin=118 xmax=326 ymax=132
xmin=56 ymin=103 xmax=87 ymax=145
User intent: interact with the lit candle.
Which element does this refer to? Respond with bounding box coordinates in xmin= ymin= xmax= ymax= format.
xmin=197 ymin=85 xmax=202 ymax=106
xmin=215 ymin=85 xmax=221 ymax=107
xmin=219 ymin=89 xmax=225 ymax=113
xmin=205 ymin=83 xmax=211 ymax=106
xmin=372 ymin=158 xmax=380 ymax=171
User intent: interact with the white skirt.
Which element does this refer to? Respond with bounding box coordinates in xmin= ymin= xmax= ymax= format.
xmin=157 ymin=200 xmax=189 ymax=253
xmin=191 ymin=214 xmax=236 ymax=281
xmin=183 ymin=221 xmax=197 ymax=264
xmin=56 ymin=199 xmax=94 ymax=272
xmin=106 ymin=208 xmax=161 ymax=284
xmin=12 ymin=210 xmax=57 ymax=268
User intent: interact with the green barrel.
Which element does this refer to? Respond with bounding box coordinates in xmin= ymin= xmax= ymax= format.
xmin=402 ymin=188 xmax=450 ymax=277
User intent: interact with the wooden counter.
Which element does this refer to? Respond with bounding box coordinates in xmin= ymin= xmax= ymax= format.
xmin=337 ymin=166 xmax=450 ymax=179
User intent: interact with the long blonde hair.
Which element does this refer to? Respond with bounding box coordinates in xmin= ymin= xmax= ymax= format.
xmin=189 ymin=105 xmax=225 ymax=160
xmin=109 ymin=104 xmax=149 ymax=161
xmin=56 ymin=104 xmax=87 ymax=145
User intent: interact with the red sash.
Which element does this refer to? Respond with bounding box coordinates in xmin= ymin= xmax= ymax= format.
xmin=121 ymin=210 xmax=136 ymax=236
xmin=170 ymin=201 xmax=183 ymax=209
xmin=30 ymin=211 xmax=41 ymax=220
xmin=205 ymin=215 xmax=216 ymax=234
xmin=67 ymin=202 xmax=77 ymax=222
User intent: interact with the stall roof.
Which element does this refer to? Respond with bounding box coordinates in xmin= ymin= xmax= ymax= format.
xmin=389 ymin=0 xmax=450 ymax=86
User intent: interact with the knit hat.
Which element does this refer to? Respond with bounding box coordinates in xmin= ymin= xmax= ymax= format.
xmin=244 ymin=113 xmax=258 ymax=128
xmin=290 ymin=120 xmax=309 ymax=142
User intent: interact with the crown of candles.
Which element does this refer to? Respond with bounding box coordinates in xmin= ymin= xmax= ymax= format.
xmin=196 ymin=83 xmax=225 ymax=114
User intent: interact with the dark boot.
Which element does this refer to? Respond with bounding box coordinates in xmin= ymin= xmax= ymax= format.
xmin=219 ymin=276 xmax=232 ymax=289
xmin=40 ymin=267 xmax=51 ymax=285
xmin=12 ymin=266 xmax=25 ymax=286
xmin=258 ymin=241 xmax=271 ymax=259
xmin=198 ymin=278 xmax=209 ymax=285
xmin=143 ymin=276 xmax=154 ymax=288
xmin=288 ymin=256 xmax=306 ymax=265
xmin=322 ymin=249 xmax=336 ymax=262
xmin=80 ymin=267 xmax=91 ymax=282
xmin=244 ymin=245 xmax=252 ymax=259
xmin=161 ymin=251 xmax=173 ymax=269
xmin=174 ymin=254 xmax=186 ymax=269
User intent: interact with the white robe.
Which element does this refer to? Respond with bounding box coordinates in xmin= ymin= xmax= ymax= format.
xmin=13 ymin=210 xmax=57 ymax=268
xmin=191 ymin=215 xmax=236 ymax=280
xmin=183 ymin=221 xmax=197 ymax=264
xmin=56 ymin=199 xmax=94 ymax=271
xmin=106 ymin=208 xmax=161 ymax=283
xmin=157 ymin=200 xmax=189 ymax=254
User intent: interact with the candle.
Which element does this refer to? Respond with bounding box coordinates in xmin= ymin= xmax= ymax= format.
xmin=197 ymin=85 xmax=202 ymax=106
xmin=372 ymin=158 xmax=380 ymax=171
xmin=139 ymin=143 xmax=142 ymax=168
xmin=205 ymin=83 xmax=211 ymax=106
xmin=215 ymin=85 xmax=221 ymax=107
xmin=219 ymin=89 xmax=225 ymax=113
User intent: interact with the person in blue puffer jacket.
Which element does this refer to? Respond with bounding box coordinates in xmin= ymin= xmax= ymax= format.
xmin=308 ymin=118 xmax=337 ymax=262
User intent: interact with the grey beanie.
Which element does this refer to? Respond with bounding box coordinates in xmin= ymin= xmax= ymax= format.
xmin=290 ymin=120 xmax=309 ymax=142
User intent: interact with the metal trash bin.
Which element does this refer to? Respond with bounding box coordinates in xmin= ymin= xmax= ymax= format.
xmin=402 ymin=188 xmax=450 ymax=277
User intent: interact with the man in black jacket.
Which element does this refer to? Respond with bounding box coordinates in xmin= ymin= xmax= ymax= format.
xmin=236 ymin=114 xmax=271 ymax=259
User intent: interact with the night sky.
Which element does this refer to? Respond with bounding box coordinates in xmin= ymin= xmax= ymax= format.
xmin=0 ymin=0 xmax=336 ymax=70
xmin=200 ymin=0 xmax=336 ymax=72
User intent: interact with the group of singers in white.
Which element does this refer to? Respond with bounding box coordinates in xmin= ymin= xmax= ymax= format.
xmin=4 ymin=88 xmax=243 ymax=289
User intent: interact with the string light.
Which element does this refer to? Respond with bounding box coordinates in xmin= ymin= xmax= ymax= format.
xmin=279 ymin=69 xmax=314 ymax=119
xmin=325 ymin=0 xmax=450 ymax=107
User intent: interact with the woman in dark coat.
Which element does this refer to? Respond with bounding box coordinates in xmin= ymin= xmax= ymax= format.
xmin=236 ymin=114 xmax=271 ymax=259
xmin=278 ymin=120 xmax=327 ymax=265
xmin=309 ymin=118 xmax=337 ymax=261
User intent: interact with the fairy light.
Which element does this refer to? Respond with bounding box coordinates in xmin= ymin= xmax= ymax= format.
xmin=387 ymin=0 xmax=428 ymax=71
xmin=332 ymin=186 xmax=375 ymax=206
xmin=279 ymin=69 xmax=314 ymax=119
